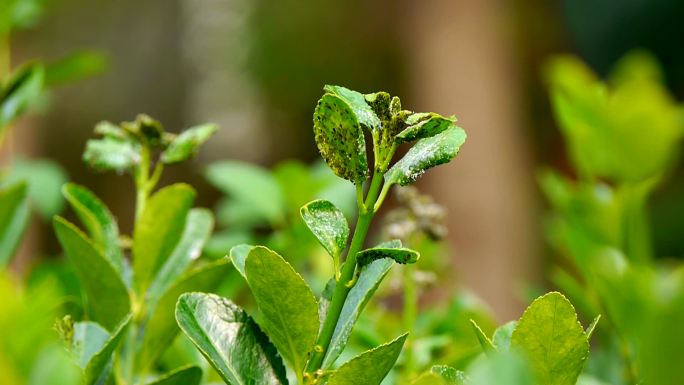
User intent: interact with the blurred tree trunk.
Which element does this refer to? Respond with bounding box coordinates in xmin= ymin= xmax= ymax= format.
xmin=401 ymin=0 xmax=539 ymax=319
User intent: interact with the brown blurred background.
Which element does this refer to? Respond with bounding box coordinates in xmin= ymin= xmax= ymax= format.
xmin=8 ymin=0 xmax=684 ymax=319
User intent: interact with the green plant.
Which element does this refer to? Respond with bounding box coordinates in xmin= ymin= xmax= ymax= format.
xmin=174 ymin=85 xmax=466 ymax=384
xmin=53 ymin=114 xmax=223 ymax=384
xmin=540 ymin=51 xmax=684 ymax=385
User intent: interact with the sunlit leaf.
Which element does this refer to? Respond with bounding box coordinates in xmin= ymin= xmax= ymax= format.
xmin=326 ymin=333 xmax=407 ymax=385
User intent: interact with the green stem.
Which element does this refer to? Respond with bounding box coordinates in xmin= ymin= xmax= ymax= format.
xmin=304 ymin=169 xmax=385 ymax=376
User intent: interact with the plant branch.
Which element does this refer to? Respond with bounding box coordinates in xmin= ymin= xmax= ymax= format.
xmin=304 ymin=169 xmax=386 ymax=377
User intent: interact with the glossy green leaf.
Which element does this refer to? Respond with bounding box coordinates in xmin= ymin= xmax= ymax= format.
xmin=412 ymin=365 xmax=469 ymax=385
xmin=4 ymin=158 xmax=68 ymax=218
xmin=313 ymin=93 xmax=369 ymax=184
xmin=76 ymin=315 xmax=131 ymax=385
xmin=133 ymin=183 xmax=195 ymax=294
xmin=492 ymin=321 xmax=517 ymax=351
xmin=161 ymin=123 xmax=218 ymax=164
xmin=229 ymin=243 xmax=253 ymax=280
xmin=300 ymin=199 xmax=349 ymax=259
xmin=62 ymin=183 xmax=125 ymax=278
xmin=0 ymin=182 xmax=29 ymax=266
xmin=470 ymin=319 xmax=495 ymax=355
xmin=511 ymin=292 xmax=589 ymax=385
xmin=385 ymin=126 xmax=466 ymax=186
xmin=323 ymin=85 xmax=381 ymax=131
xmin=396 ymin=113 xmax=455 ymax=144
xmin=245 ymin=246 xmax=319 ymax=374
xmin=138 ymin=260 xmax=231 ymax=371
xmin=82 ymin=137 xmax=141 ymax=172
xmin=146 ymin=208 xmax=214 ymax=306
xmin=205 ymin=161 xmax=285 ymax=225
xmin=144 ymin=365 xmax=202 ymax=385
xmin=53 ymin=216 xmax=130 ymax=330
xmin=175 ymin=293 xmax=288 ymax=385
xmin=326 ymin=333 xmax=408 ymax=385
xmin=0 ymin=63 xmax=44 ymax=129
xmin=356 ymin=247 xmax=419 ymax=267
xmin=322 ymin=257 xmax=394 ymax=369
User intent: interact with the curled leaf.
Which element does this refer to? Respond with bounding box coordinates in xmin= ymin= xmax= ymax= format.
xmin=356 ymin=247 xmax=419 ymax=267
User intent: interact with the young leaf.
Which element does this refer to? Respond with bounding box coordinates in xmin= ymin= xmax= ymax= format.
xmin=138 ymin=260 xmax=231 ymax=371
xmin=0 ymin=182 xmax=29 ymax=266
xmin=245 ymin=246 xmax=319 ymax=375
xmin=313 ymin=93 xmax=369 ymax=184
xmin=146 ymin=208 xmax=214 ymax=307
xmin=300 ymin=199 xmax=349 ymax=259
xmin=470 ymin=319 xmax=495 ymax=355
xmin=144 ymin=365 xmax=202 ymax=385
xmin=326 ymin=333 xmax=408 ymax=385
xmin=0 ymin=63 xmax=44 ymax=129
xmin=412 ymin=365 xmax=469 ymax=385
xmin=53 ymin=216 xmax=130 ymax=330
xmin=492 ymin=321 xmax=517 ymax=351
xmin=161 ymin=123 xmax=218 ymax=164
xmin=82 ymin=137 xmax=141 ymax=172
xmin=396 ymin=113 xmax=455 ymax=144
xmin=511 ymin=292 xmax=589 ymax=385
xmin=321 ymin=257 xmax=394 ymax=369
xmin=205 ymin=161 xmax=285 ymax=225
xmin=585 ymin=315 xmax=600 ymax=339
xmin=385 ymin=126 xmax=466 ymax=187
xmin=133 ymin=183 xmax=195 ymax=294
xmin=229 ymin=243 xmax=253 ymax=280
xmin=62 ymin=183 xmax=125 ymax=279
xmin=356 ymin=247 xmax=419 ymax=267
xmin=175 ymin=293 xmax=288 ymax=385
xmin=323 ymin=85 xmax=381 ymax=131
xmin=78 ymin=315 xmax=131 ymax=385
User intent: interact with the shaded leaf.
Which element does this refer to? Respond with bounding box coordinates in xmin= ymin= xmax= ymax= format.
xmin=470 ymin=319 xmax=495 ymax=355
xmin=511 ymin=292 xmax=589 ymax=385
xmin=396 ymin=113 xmax=455 ymax=144
xmin=300 ymin=199 xmax=349 ymax=259
xmin=205 ymin=161 xmax=285 ymax=225
xmin=71 ymin=321 xmax=110 ymax=370
xmin=0 ymin=182 xmax=29 ymax=266
xmin=326 ymin=333 xmax=408 ymax=385
xmin=138 ymin=260 xmax=231 ymax=371
xmin=492 ymin=321 xmax=517 ymax=351
xmin=62 ymin=183 xmax=125 ymax=279
xmin=175 ymin=293 xmax=288 ymax=385
xmin=356 ymin=247 xmax=419 ymax=267
xmin=313 ymin=93 xmax=369 ymax=184
xmin=322 ymin=258 xmax=394 ymax=369
xmin=585 ymin=315 xmax=600 ymax=339
xmin=229 ymin=243 xmax=253 ymax=280
xmin=146 ymin=208 xmax=214 ymax=307
xmin=77 ymin=315 xmax=131 ymax=385
xmin=133 ymin=184 xmax=195 ymax=294
xmin=385 ymin=126 xmax=466 ymax=186
xmin=53 ymin=216 xmax=130 ymax=330
xmin=5 ymin=158 xmax=68 ymax=218
xmin=144 ymin=365 xmax=202 ymax=385
xmin=323 ymin=85 xmax=381 ymax=131
xmin=412 ymin=365 xmax=469 ymax=385
xmin=0 ymin=63 xmax=44 ymax=129
xmin=44 ymin=50 xmax=107 ymax=86
xmin=245 ymin=246 xmax=319 ymax=375
xmin=161 ymin=124 xmax=218 ymax=164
